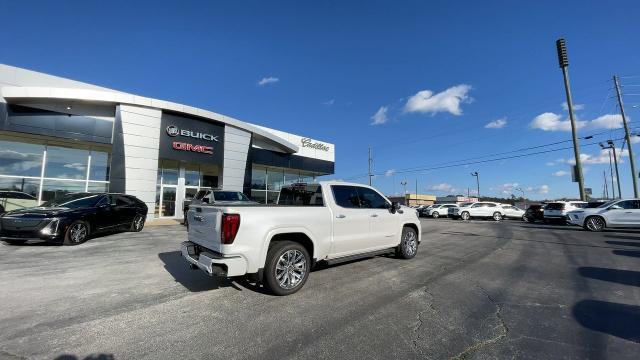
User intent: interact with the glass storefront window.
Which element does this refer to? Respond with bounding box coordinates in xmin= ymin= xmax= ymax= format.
xmin=250 ymin=189 xmax=266 ymax=204
xmin=87 ymin=182 xmax=109 ymax=193
xmin=184 ymin=164 xmax=200 ymax=186
xmin=160 ymin=160 xmax=179 ymax=185
xmin=89 ymin=151 xmax=110 ymax=181
xmin=45 ymin=146 xmax=89 ymax=180
xmin=284 ymin=171 xmax=301 ymax=186
xmin=0 ymin=140 xmax=44 ymax=177
xmin=0 ymin=177 xmax=40 ymax=199
xmin=267 ymin=169 xmax=284 ymax=191
xmin=201 ymin=164 xmax=219 ymax=188
xmin=267 ymin=191 xmax=280 ymax=204
xmin=251 ymin=166 xmax=266 ymax=190
xmin=40 ymin=180 xmax=86 ymax=203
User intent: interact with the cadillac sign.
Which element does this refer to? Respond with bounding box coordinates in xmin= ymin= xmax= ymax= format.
xmin=301 ymin=138 xmax=329 ymax=152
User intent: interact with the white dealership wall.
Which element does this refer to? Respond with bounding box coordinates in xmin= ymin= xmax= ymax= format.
xmin=0 ymin=64 xmax=334 ymax=218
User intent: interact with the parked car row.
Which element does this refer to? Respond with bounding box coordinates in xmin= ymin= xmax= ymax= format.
xmin=417 ymin=202 xmax=525 ymax=221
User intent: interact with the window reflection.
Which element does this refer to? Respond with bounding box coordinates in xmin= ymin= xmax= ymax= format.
xmin=0 ymin=177 xmax=40 ymax=198
xmin=40 ymin=180 xmax=86 ymax=203
xmin=0 ymin=140 xmax=44 ymax=177
xmin=89 ymin=151 xmax=110 ymax=181
xmin=45 ymin=146 xmax=89 ymax=180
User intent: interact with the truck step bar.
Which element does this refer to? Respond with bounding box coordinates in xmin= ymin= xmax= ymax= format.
xmin=326 ymin=248 xmax=396 ymax=266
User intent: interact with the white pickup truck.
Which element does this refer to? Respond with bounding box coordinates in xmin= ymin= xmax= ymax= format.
xmin=181 ymin=181 xmax=421 ymax=295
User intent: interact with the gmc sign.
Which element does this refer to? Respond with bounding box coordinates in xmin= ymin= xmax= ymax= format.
xmin=172 ymin=141 xmax=214 ymax=154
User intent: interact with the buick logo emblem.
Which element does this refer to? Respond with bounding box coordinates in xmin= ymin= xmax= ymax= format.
xmin=166 ymin=125 xmax=179 ymax=137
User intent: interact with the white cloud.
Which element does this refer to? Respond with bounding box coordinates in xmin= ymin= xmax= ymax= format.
xmin=485 ymin=118 xmax=507 ymax=129
xmin=323 ymin=99 xmax=335 ymax=106
xmin=531 ymin=112 xmax=627 ymax=132
xmin=552 ymin=170 xmax=569 ymax=177
xmin=562 ymin=102 xmax=585 ymax=111
xmin=560 ymin=148 xmax=629 ymax=165
xmin=530 ymin=112 xmax=586 ymax=132
xmin=589 ymin=114 xmax=623 ymax=129
xmin=258 ymin=76 xmax=279 ymax=86
xmin=538 ymin=185 xmax=550 ymax=194
xmin=428 ymin=183 xmax=457 ymax=193
xmin=546 ymin=161 xmax=556 ymax=166
xmin=371 ymin=106 xmax=389 ymax=125
xmin=403 ymin=84 xmax=472 ymax=116
xmin=632 ymin=136 xmax=640 ymax=144
xmin=493 ymin=182 xmax=519 ymax=195
xmin=385 ymin=169 xmax=396 ymax=177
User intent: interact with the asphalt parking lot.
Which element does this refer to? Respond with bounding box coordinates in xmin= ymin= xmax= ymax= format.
xmin=1 ymin=219 xmax=639 ymax=359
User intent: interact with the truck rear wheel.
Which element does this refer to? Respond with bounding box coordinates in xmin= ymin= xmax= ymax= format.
xmin=264 ymin=241 xmax=310 ymax=296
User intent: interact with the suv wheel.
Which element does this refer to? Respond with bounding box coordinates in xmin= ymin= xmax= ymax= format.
xmin=461 ymin=211 xmax=471 ymax=221
xmin=493 ymin=212 xmax=503 ymax=221
xmin=264 ymin=241 xmax=310 ymax=296
xmin=64 ymin=221 xmax=89 ymax=245
xmin=396 ymin=227 xmax=418 ymax=259
xmin=584 ymin=216 xmax=605 ymax=232
xmin=432 ymin=211 xmax=440 ymax=219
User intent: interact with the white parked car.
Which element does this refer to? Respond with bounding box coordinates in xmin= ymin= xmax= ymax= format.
xmin=500 ymin=205 xmax=525 ymax=220
xmin=567 ymin=199 xmax=640 ymax=231
xmin=429 ymin=204 xmax=457 ymax=218
xmin=451 ymin=202 xmax=505 ymax=221
xmin=182 ymin=181 xmax=421 ymax=295
xmin=543 ymin=201 xmax=587 ymax=222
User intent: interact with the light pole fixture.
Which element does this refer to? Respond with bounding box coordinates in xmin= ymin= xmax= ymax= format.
xmin=515 ymin=187 xmax=526 ymax=208
xmin=471 ymin=172 xmax=480 ymax=199
xmin=400 ymin=180 xmax=408 ymax=204
xmin=601 ymin=140 xmax=622 ymax=198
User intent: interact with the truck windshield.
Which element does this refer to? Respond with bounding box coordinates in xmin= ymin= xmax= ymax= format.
xmin=277 ymin=184 xmax=324 ymax=206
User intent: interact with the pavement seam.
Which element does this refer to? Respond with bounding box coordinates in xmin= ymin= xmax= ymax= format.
xmin=450 ymin=285 xmax=509 ymax=360
xmin=411 ymin=289 xmax=436 ymax=357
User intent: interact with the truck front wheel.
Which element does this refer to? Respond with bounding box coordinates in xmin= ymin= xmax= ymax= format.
xmin=396 ymin=227 xmax=418 ymax=259
xmin=264 ymin=241 xmax=311 ymax=296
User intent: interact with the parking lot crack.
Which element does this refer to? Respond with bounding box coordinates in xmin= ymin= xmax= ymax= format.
xmin=412 ymin=289 xmax=437 ymax=356
xmin=0 ymin=349 xmax=27 ymax=360
xmin=450 ymin=285 xmax=509 ymax=360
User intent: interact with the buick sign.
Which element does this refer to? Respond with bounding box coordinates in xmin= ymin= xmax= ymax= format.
xmin=166 ymin=125 xmax=219 ymax=142
xmin=166 ymin=125 xmax=179 ymax=137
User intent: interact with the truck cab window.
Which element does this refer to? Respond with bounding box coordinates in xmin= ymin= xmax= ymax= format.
xmin=357 ymin=187 xmax=389 ymax=209
xmin=331 ymin=185 xmax=361 ymax=208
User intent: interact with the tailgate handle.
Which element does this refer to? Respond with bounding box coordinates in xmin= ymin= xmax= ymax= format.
xmin=336 ymin=214 xmax=346 ymax=219
xmin=371 ymin=214 xmax=378 ymax=217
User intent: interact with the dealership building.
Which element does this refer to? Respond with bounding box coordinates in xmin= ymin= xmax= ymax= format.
xmin=0 ymin=64 xmax=335 ymax=219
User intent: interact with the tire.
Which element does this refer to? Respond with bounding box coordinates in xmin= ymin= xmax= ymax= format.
xmin=396 ymin=227 xmax=418 ymax=259
xmin=130 ymin=214 xmax=145 ymax=232
xmin=526 ymin=215 xmax=535 ymax=223
xmin=432 ymin=211 xmax=440 ymax=219
xmin=493 ymin=212 xmax=503 ymax=221
xmin=461 ymin=211 xmax=471 ymax=221
xmin=64 ymin=220 xmax=89 ymax=245
xmin=263 ymin=241 xmax=311 ymax=296
xmin=584 ymin=216 xmax=606 ymax=232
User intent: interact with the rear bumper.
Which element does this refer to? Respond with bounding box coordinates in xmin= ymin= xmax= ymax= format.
xmin=181 ymin=241 xmax=247 ymax=277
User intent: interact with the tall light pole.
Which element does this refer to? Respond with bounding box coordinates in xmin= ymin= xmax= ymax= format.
xmin=600 ymin=142 xmax=619 ymax=198
xmin=471 ymin=172 xmax=480 ymax=199
xmin=400 ymin=180 xmax=408 ymax=205
xmin=556 ymin=38 xmax=586 ymax=201
xmin=613 ymin=75 xmax=638 ymax=197
xmin=515 ymin=187 xmax=526 ymax=208
xmin=368 ymin=147 xmax=373 ymax=186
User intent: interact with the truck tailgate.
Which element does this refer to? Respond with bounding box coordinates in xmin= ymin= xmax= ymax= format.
xmin=187 ymin=206 xmax=223 ymax=252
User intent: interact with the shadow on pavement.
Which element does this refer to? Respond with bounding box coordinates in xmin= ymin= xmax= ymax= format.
xmin=612 ymin=249 xmax=640 ymax=258
xmin=578 ymin=266 xmax=640 ymax=287
xmin=572 ymin=299 xmax=640 ymax=343
xmin=517 ymin=224 xmax=581 ymax=232
xmin=54 ymin=354 xmax=115 ymax=360
xmin=605 ymin=234 xmax=640 ymax=241
xmin=158 ymin=251 xmax=233 ymax=292
xmin=605 ymin=240 xmax=640 ymax=248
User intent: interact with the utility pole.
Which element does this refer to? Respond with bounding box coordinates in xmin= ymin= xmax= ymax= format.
xmin=608 ymin=148 xmax=615 ymax=198
xmin=603 ymin=170 xmax=609 ymax=199
xmin=400 ymin=180 xmax=408 ymax=205
xmin=515 ymin=187 xmax=526 ymax=208
xmin=471 ymin=172 xmax=480 ymax=199
xmin=556 ymin=38 xmax=586 ymax=201
xmin=614 ymin=75 xmax=638 ymax=197
xmin=368 ymin=147 xmax=373 ymax=186
xmin=415 ymin=179 xmax=418 ymax=205
xmin=610 ymin=141 xmax=622 ymax=198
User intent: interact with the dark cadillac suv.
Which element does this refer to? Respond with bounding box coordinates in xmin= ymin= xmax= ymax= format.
xmin=0 ymin=193 xmax=148 ymax=245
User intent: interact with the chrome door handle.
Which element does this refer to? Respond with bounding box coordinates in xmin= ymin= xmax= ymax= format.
xmin=371 ymin=214 xmax=378 ymax=217
xmin=336 ymin=214 xmax=346 ymax=218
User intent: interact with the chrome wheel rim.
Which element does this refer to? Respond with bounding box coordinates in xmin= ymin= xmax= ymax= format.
xmin=275 ymin=249 xmax=307 ymax=290
xmin=432 ymin=212 xmax=439 ymax=218
xmin=70 ymin=223 xmax=87 ymax=243
xmin=134 ymin=216 xmax=144 ymax=230
xmin=494 ymin=213 xmax=502 ymax=221
xmin=587 ymin=217 xmax=603 ymax=231
xmin=403 ymin=230 xmax=417 ymax=256
xmin=462 ymin=212 xmax=469 ymax=220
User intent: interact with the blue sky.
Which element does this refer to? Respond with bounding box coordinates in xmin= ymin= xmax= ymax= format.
xmin=2 ymin=1 xmax=640 ymax=199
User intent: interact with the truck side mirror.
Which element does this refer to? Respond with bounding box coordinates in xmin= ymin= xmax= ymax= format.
xmin=390 ymin=202 xmax=399 ymax=214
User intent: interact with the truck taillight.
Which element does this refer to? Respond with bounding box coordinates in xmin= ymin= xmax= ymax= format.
xmin=221 ymin=214 xmax=240 ymax=244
